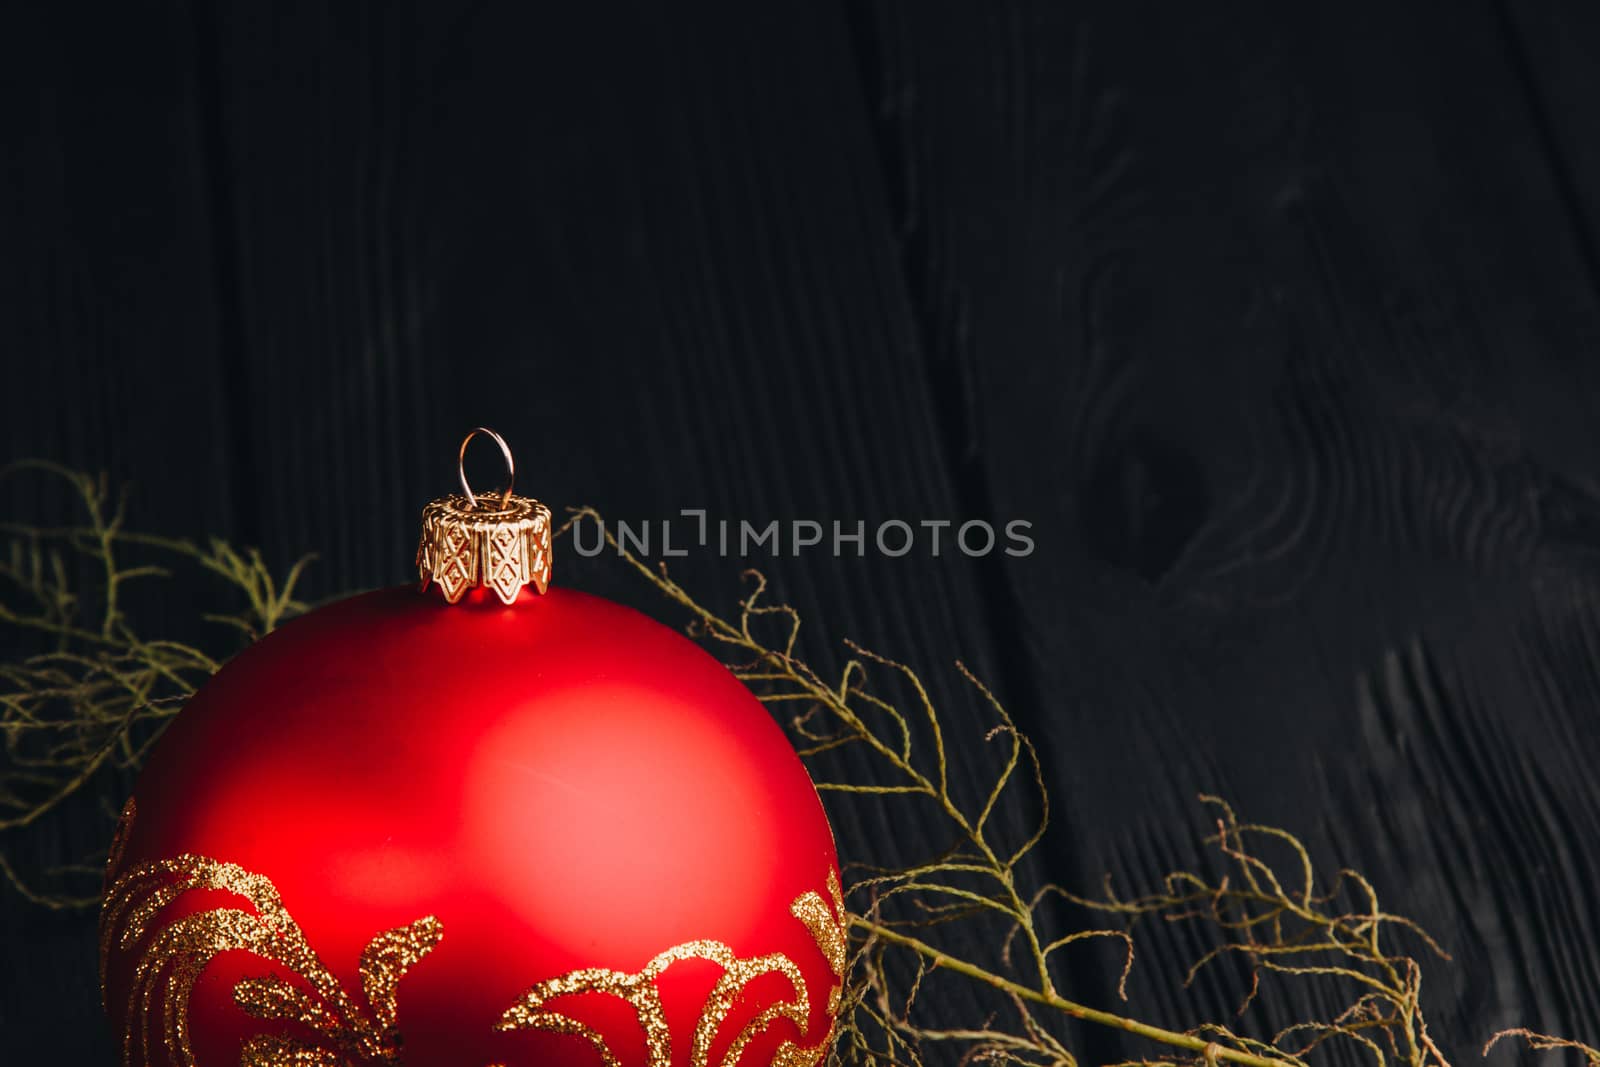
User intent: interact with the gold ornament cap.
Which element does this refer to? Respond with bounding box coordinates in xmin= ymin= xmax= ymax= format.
xmin=417 ymin=427 xmax=552 ymax=605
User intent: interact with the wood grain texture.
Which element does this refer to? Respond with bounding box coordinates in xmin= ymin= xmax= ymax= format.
xmin=4 ymin=0 xmax=1600 ymax=1061
xmin=842 ymin=0 xmax=1600 ymax=1057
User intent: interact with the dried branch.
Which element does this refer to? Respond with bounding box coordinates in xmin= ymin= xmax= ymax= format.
xmin=558 ymin=506 xmax=1595 ymax=1067
xmin=0 ymin=462 xmax=312 ymax=907
xmin=1485 ymin=1032 xmax=1600 ymax=1067
xmin=2 ymin=477 xmax=1593 ymax=1067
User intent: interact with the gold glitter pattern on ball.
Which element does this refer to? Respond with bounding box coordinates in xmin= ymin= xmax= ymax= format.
xmin=105 ymin=797 xmax=137 ymax=886
xmin=99 ymin=796 xmax=139 ymax=1010
xmin=789 ymin=871 xmax=847 ymax=980
xmin=238 ymin=1036 xmax=348 ymax=1066
xmin=497 ymin=869 xmax=848 ymax=1067
xmin=99 ymin=851 xmax=441 ymax=1067
xmin=103 ymin=846 xmax=847 ymax=1067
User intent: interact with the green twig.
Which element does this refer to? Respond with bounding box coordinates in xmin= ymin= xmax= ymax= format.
xmin=0 ymin=462 xmax=313 ymax=908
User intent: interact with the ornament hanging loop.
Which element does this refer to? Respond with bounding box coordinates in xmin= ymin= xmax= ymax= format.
xmin=458 ymin=426 xmax=515 ymax=511
xmin=419 ymin=427 xmax=552 ymax=604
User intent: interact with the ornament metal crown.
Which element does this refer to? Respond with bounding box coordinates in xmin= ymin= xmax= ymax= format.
xmin=416 ymin=428 xmax=552 ymax=605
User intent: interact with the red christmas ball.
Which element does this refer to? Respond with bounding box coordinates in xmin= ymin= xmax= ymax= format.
xmin=100 ymin=574 xmax=843 ymax=1067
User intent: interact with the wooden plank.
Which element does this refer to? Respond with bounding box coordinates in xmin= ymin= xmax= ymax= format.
xmin=841 ymin=0 xmax=1600 ymax=1055
xmin=0 ymin=0 xmax=1031 ymax=1059
xmin=0 ymin=2 xmax=236 ymax=534
xmin=0 ymin=1 xmax=238 ymax=1056
xmin=9 ymin=0 xmax=1600 ymax=1061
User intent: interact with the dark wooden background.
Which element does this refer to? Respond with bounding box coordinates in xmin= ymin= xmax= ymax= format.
xmin=5 ymin=0 xmax=1600 ymax=1061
